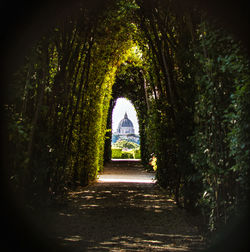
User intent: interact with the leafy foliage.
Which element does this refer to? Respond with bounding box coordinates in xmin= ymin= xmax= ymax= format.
xmin=6 ymin=0 xmax=138 ymax=199
xmin=5 ymin=0 xmax=250 ymax=237
xmin=111 ymin=148 xmax=123 ymax=159
xmin=111 ymin=148 xmax=140 ymax=159
xmin=111 ymin=140 xmax=140 ymax=159
xmin=113 ymin=140 xmax=139 ymax=150
xmin=190 ymin=21 xmax=250 ymax=231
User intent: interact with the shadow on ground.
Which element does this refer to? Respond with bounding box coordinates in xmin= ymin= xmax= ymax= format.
xmin=39 ymin=161 xmax=205 ymax=251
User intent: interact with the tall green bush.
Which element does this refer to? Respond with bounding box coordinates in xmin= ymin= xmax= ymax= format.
xmin=190 ymin=21 xmax=250 ymax=231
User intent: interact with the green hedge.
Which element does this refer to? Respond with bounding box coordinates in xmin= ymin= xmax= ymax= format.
xmin=133 ymin=149 xmax=141 ymax=159
xmin=111 ymin=148 xmax=141 ymax=159
xmin=121 ymin=151 xmax=133 ymax=159
xmin=112 ymin=148 xmax=123 ymax=159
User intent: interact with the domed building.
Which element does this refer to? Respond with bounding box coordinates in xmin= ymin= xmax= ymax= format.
xmin=116 ymin=112 xmax=135 ymax=134
xmin=112 ymin=112 xmax=140 ymax=144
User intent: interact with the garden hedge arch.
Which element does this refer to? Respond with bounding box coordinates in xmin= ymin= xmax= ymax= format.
xmin=3 ymin=0 xmax=250 ymax=236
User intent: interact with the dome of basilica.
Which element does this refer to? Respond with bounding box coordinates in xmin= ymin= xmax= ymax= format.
xmin=117 ymin=113 xmax=134 ymax=134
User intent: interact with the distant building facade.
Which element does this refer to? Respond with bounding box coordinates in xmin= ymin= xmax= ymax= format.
xmin=112 ymin=112 xmax=140 ymax=144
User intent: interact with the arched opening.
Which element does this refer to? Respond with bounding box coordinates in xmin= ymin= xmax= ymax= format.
xmin=111 ymin=97 xmax=140 ymax=160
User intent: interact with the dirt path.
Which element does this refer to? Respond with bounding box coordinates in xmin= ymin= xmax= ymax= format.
xmin=42 ymin=160 xmax=205 ymax=251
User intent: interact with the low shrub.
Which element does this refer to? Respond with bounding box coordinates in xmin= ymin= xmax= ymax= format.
xmin=112 ymin=148 xmax=123 ymax=159
xmin=133 ymin=149 xmax=141 ymax=159
xmin=111 ymin=146 xmax=141 ymax=159
xmin=121 ymin=151 xmax=134 ymax=159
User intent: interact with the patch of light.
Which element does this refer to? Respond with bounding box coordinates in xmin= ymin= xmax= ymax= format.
xmin=98 ymin=178 xmax=155 ymax=183
xmin=131 ymin=45 xmax=143 ymax=59
xmin=64 ymin=235 xmax=82 ymax=242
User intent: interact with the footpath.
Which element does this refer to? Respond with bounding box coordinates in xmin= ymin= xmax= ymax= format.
xmin=42 ymin=160 xmax=205 ymax=251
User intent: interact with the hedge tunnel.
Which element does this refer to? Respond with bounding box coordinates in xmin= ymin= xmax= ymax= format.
xmin=2 ymin=0 xmax=250 ymax=242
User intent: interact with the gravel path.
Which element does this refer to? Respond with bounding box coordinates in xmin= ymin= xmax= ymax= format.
xmin=42 ymin=160 xmax=205 ymax=251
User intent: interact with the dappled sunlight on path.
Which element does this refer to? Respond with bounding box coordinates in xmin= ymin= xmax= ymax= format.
xmin=44 ymin=160 xmax=205 ymax=251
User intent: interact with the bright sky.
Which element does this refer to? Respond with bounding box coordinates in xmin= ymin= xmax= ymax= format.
xmin=112 ymin=97 xmax=139 ymax=134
